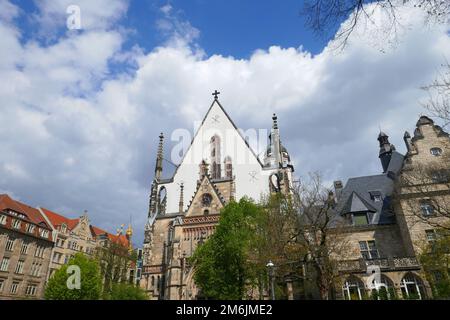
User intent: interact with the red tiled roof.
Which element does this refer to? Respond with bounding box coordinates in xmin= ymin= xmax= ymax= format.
xmin=41 ymin=206 xmax=130 ymax=248
xmin=90 ymin=225 xmax=108 ymax=237
xmin=40 ymin=207 xmax=79 ymax=230
xmin=107 ymin=233 xmax=130 ymax=247
xmin=0 ymin=194 xmax=50 ymax=228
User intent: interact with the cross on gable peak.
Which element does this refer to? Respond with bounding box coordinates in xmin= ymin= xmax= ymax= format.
xmin=212 ymin=90 xmax=221 ymax=100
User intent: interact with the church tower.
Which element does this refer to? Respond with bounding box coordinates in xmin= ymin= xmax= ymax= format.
xmin=141 ymin=92 xmax=295 ymax=300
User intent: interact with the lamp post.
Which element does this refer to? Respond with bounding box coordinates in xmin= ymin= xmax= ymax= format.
xmin=266 ymin=260 xmax=275 ymax=300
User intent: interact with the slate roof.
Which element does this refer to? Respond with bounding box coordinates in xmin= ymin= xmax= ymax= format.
xmin=332 ymin=149 xmax=405 ymax=227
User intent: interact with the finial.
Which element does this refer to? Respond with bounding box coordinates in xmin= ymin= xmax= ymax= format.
xmin=212 ymin=90 xmax=221 ymax=100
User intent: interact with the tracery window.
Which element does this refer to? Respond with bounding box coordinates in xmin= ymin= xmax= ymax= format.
xmin=202 ymin=194 xmax=212 ymax=207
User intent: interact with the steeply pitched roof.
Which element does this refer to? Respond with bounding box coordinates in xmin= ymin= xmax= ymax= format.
xmin=0 ymin=194 xmax=50 ymax=228
xmin=341 ymin=192 xmax=377 ymax=214
xmin=164 ymin=98 xmax=265 ymax=181
xmin=40 ymin=207 xmax=79 ymax=230
xmin=334 ymin=173 xmax=397 ymax=225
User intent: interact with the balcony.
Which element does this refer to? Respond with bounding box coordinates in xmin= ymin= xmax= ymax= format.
xmin=338 ymin=256 xmax=420 ymax=273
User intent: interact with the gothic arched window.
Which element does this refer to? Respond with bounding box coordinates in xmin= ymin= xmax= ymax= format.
xmin=158 ymin=187 xmax=167 ymax=214
xmin=224 ymin=156 xmax=233 ymax=179
xmin=202 ymin=193 xmax=212 ymax=207
xmin=210 ymin=135 xmax=221 ymax=179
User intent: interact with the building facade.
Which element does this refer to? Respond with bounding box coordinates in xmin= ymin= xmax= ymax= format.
xmin=141 ymin=94 xmax=294 ymax=299
xmin=0 ymin=195 xmax=54 ymax=300
xmin=331 ymin=116 xmax=450 ymax=300
xmin=141 ymin=93 xmax=449 ymax=300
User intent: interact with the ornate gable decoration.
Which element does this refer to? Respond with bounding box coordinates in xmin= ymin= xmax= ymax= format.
xmin=185 ymin=175 xmax=226 ymax=217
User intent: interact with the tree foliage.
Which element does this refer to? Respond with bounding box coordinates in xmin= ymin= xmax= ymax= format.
xmin=45 ymin=253 xmax=102 ymax=300
xmin=107 ymin=283 xmax=148 ymax=300
xmin=95 ymin=240 xmax=137 ymax=298
xmin=419 ymin=228 xmax=450 ymax=299
xmin=191 ymin=198 xmax=264 ymax=299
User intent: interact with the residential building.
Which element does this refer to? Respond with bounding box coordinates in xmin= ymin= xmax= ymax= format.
xmin=0 ymin=195 xmax=54 ymax=300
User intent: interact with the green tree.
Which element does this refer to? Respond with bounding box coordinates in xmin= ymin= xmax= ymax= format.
xmin=191 ymin=198 xmax=263 ymax=299
xmin=419 ymin=230 xmax=450 ymax=299
xmin=107 ymin=283 xmax=148 ymax=300
xmin=45 ymin=253 xmax=102 ymax=300
xmin=95 ymin=240 xmax=137 ymax=298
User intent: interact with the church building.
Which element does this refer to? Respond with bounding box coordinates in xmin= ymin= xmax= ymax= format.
xmin=141 ymin=92 xmax=294 ymax=299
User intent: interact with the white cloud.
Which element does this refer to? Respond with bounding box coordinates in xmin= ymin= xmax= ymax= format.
xmin=32 ymin=0 xmax=129 ymax=32
xmin=0 ymin=1 xmax=449 ymax=245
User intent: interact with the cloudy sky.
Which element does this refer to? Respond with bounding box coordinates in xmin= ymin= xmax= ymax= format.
xmin=0 ymin=0 xmax=449 ymax=245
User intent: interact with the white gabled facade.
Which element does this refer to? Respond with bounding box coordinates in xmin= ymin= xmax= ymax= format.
xmin=141 ymin=93 xmax=294 ymax=300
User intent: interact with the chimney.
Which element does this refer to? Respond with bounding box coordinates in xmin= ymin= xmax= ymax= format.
xmin=334 ymin=180 xmax=343 ymax=200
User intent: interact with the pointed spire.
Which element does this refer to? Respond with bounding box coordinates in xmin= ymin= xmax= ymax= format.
xmin=271 ymin=113 xmax=281 ymax=167
xmin=377 ymin=131 xmax=395 ymax=173
xmin=199 ymin=160 xmax=209 ymax=179
xmin=179 ymin=183 xmax=184 ymax=213
xmin=272 ymin=113 xmax=278 ymax=130
xmin=155 ymin=133 xmax=164 ymax=180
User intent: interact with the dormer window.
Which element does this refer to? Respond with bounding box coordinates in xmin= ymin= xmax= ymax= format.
xmin=430 ymin=148 xmax=442 ymax=157
xmin=369 ymin=191 xmax=382 ymax=202
xmin=352 ymin=213 xmax=369 ymax=226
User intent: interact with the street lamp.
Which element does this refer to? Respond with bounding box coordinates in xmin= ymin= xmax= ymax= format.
xmin=266 ymin=260 xmax=275 ymax=300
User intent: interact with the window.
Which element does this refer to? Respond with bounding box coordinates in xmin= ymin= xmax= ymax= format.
xmin=30 ymin=262 xmax=42 ymax=277
xmin=20 ymin=242 xmax=29 ymax=255
xmin=202 ymin=194 xmax=213 ymax=207
xmin=369 ymin=191 xmax=382 ymax=202
xmin=15 ymin=260 xmax=24 ymax=274
xmin=425 ymin=230 xmax=437 ymax=242
xmin=342 ymin=277 xmax=366 ymax=300
xmin=0 ymin=215 xmax=6 ymax=225
xmin=401 ymin=274 xmax=425 ymax=300
xmin=224 ymin=156 xmax=233 ymax=179
xmin=0 ymin=278 xmax=4 ymax=292
xmin=430 ymin=148 xmax=443 ymax=157
xmin=27 ymin=224 xmax=35 ymax=234
xmin=431 ymin=170 xmax=449 ymax=183
xmin=420 ymin=200 xmax=435 ymax=217
xmin=70 ymin=241 xmax=78 ymax=250
xmin=371 ymin=275 xmax=396 ymax=300
xmin=12 ymin=219 xmax=21 ymax=229
xmin=352 ymin=213 xmax=369 ymax=226
xmin=0 ymin=258 xmax=10 ymax=272
xmin=203 ymin=210 xmax=210 ymax=215
xmin=34 ymin=245 xmax=45 ymax=258
xmin=52 ymin=252 xmax=61 ymax=264
xmin=10 ymin=281 xmax=20 ymax=295
xmin=39 ymin=228 xmax=49 ymax=238
xmin=359 ymin=241 xmax=379 ymax=260
xmin=6 ymin=238 xmax=15 ymax=252
xmin=25 ymin=284 xmax=37 ymax=296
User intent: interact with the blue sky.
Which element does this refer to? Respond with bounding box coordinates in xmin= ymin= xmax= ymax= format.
xmin=12 ymin=0 xmax=331 ymax=57
xmin=0 ymin=0 xmax=449 ymax=245
xmin=125 ymin=0 xmax=330 ymax=57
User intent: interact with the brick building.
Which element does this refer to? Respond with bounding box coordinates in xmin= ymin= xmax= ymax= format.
xmin=0 ymin=195 xmax=54 ymax=299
